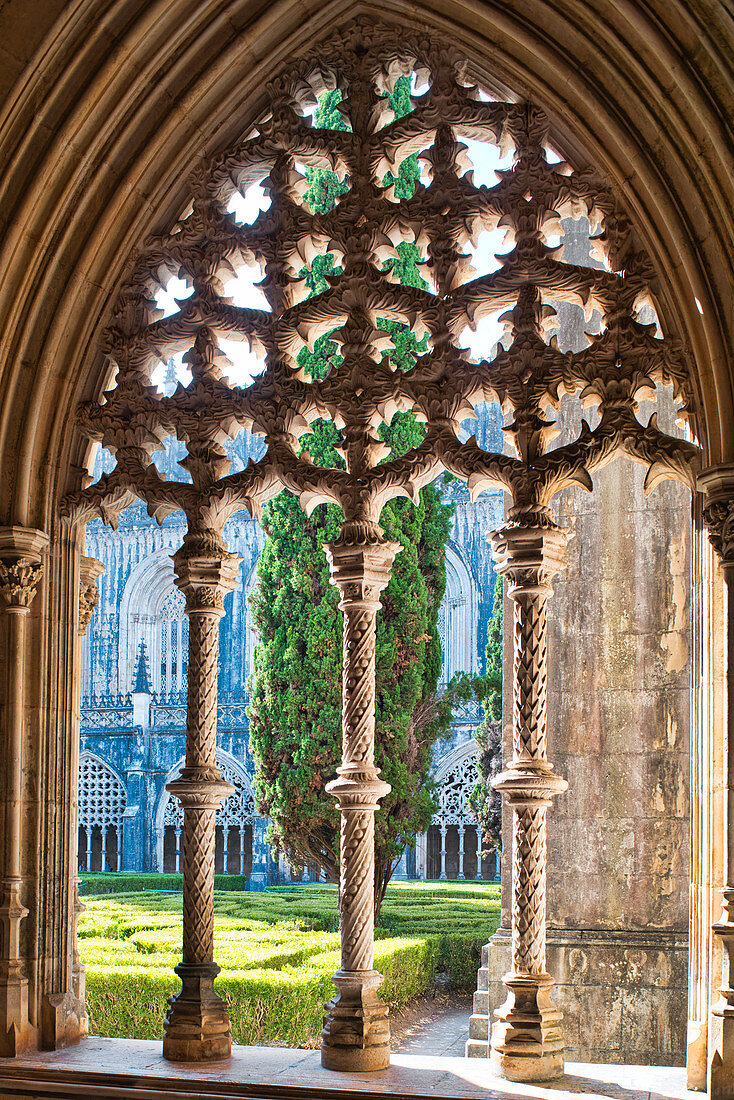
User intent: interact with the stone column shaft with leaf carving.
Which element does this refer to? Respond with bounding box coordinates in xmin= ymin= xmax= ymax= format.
xmin=162 ymin=536 xmax=239 ymax=1062
xmin=321 ymin=523 xmax=397 ymax=1072
xmin=489 ymin=521 xmax=568 ymax=1083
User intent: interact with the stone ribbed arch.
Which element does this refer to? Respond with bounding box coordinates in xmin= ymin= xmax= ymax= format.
xmin=0 ymin=0 xmax=730 ymax=1069
xmin=0 ymin=0 xmax=730 ymax=533
xmin=118 ymin=547 xmax=182 ymax=692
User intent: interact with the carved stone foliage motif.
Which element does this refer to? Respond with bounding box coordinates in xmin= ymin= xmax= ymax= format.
xmin=0 ymin=558 xmax=43 ymax=609
xmin=704 ymin=499 xmax=734 ymax=562
xmin=66 ymin=17 xmax=699 ymax=1077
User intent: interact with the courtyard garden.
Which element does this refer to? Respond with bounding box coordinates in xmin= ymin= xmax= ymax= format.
xmin=78 ymin=880 xmax=500 ymax=1047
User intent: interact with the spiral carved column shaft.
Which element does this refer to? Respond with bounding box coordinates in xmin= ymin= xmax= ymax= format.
xmin=162 ymin=538 xmax=238 ymax=1063
xmin=321 ymin=527 xmax=397 ymax=1072
xmin=489 ymin=523 xmax=568 ymax=1083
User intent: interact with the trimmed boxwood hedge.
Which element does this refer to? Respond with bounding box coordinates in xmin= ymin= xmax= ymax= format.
xmin=79 ymin=873 xmax=250 ymax=895
xmin=79 ymin=883 xmax=500 ymax=1046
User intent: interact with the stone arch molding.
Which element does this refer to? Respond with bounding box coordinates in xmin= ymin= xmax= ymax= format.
xmin=154 ymin=750 xmax=255 ymax=871
xmin=0 ymin=0 xmax=729 ymax=1074
xmin=64 ymin=20 xmax=701 ymax=1078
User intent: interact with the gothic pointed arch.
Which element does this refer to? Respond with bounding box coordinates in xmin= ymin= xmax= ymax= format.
xmin=154 ymin=750 xmax=256 ymax=872
xmin=432 ymin=738 xmax=481 ymax=826
xmin=1 ymin=0 xmax=730 ymax=1072
xmin=438 ymin=543 xmax=480 ymax=685
xmin=77 ymin=751 xmax=128 ymax=873
xmin=118 ymin=548 xmax=188 ymax=694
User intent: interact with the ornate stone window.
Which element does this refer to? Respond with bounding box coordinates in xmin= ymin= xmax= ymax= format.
xmin=70 ymin=19 xmax=699 ymax=1076
xmin=158 ymin=754 xmax=255 ymax=876
xmin=77 ymin=751 xmax=127 ymax=873
xmin=438 ymin=545 xmax=479 ymax=685
xmin=157 ymin=585 xmax=189 ymax=696
xmin=427 ymin=744 xmax=492 ymax=881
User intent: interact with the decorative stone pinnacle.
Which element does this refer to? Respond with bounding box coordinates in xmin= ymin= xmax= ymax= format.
xmin=132 ymin=640 xmax=153 ymax=694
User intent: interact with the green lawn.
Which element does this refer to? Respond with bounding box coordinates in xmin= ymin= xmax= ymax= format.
xmin=79 ymin=881 xmax=500 ymax=1047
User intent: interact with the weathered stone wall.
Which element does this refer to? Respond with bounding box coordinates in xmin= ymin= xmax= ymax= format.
xmin=470 ymin=212 xmax=692 ymax=1065
xmin=476 ymin=392 xmax=691 ymax=1065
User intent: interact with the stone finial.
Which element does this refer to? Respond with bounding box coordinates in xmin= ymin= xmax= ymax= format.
xmin=132 ymin=640 xmax=153 ymax=694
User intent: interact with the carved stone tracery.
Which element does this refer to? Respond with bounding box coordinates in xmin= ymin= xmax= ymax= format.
xmin=67 ymin=19 xmax=699 ymax=1079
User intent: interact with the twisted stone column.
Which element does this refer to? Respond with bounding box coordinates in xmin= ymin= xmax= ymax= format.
xmin=321 ymin=525 xmax=397 ymax=1072
xmin=162 ymin=536 xmax=239 ymax=1062
xmin=0 ymin=529 xmax=47 ymax=1056
xmin=701 ymin=468 xmax=734 ymax=1098
xmin=489 ymin=522 xmax=568 ymax=1083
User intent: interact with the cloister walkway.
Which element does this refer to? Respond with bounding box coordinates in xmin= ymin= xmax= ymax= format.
xmin=0 ymin=1039 xmax=699 ymax=1100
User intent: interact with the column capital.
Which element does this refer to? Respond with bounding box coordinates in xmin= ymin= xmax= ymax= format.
xmin=79 ymin=556 xmax=104 ymax=636
xmin=699 ymin=465 xmax=734 ymax=562
xmin=0 ymin=526 xmax=49 ymax=611
xmin=172 ymin=534 xmax=240 ymax=614
xmin=324 ymin=522 xmax=399 ymax=606
xmin=489 ymin=522 xmax=567 ymax=597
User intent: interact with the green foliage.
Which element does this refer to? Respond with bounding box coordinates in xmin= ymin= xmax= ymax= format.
xmin=248 ymin=80 xmax=456 ymax=914
xmin=469 ymin=577 xmax=504 ymax=853
xmin=381 ymin=76 xmax=421 ymax=201
xmin=79 ymin=883 xmax=500 ymax=1045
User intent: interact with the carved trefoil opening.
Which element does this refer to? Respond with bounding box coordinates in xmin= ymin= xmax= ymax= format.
xmin=67 ymin=16 xmax=699 ymax=1078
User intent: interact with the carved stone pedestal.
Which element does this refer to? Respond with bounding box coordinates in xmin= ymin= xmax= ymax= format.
xmin=322 ymin=969 xmax=390 ymax=1072
xmin=163 ymin=961 xmax=231 ymax=1062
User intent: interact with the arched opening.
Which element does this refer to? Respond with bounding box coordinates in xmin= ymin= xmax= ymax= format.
xmin=157 ymin=752 xmax=256 ymax=876
xmin=0 ymin=4 xmax=730 ymax=1095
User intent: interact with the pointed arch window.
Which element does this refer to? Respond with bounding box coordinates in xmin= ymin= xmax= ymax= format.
xmin=77 ymin=752 xmax=127 ymax=873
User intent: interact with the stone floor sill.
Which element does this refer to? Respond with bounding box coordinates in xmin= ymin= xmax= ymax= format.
xmin=0 ymin=1037 xmax=702 ymax=1100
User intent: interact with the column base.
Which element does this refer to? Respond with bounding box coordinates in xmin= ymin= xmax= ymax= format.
xmin=162 ymin=963 xmax=231 ymax=1062
xmin=0 ymin=963 xmax=36 ymax=1056
xmin=321 ymin=970 xmax=390 ymax=1071
xmin=489 ymin=973 xmax=564 ymax=1083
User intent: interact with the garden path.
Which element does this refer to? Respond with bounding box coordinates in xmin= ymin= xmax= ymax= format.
xmin=393 ymin=993 xmax=472 ymax=1057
